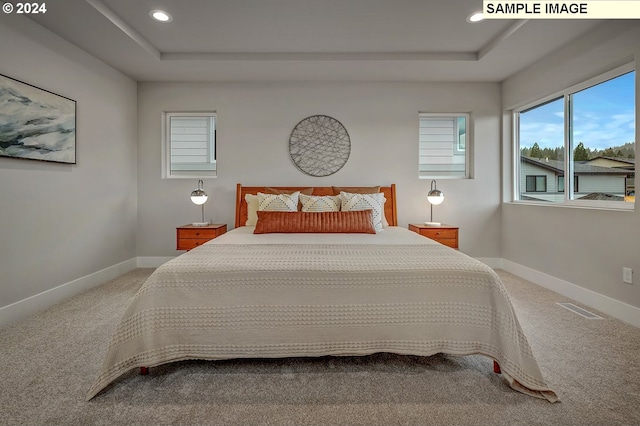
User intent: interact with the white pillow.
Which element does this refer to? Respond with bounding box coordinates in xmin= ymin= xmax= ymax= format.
xmin=245 ymin=194 xmax=259 ymax=226
xmin=339 ymin=191 xmax=385 ymax=231
xmin=299 ymin=194 xmax=341 ymax=212
xmin=381 ymin=200 xmax=389 ymax=227
xmin=257 ymin=191 xmax=300 ymax=212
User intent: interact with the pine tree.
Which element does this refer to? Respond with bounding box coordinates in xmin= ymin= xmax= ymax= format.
xmin=573 ymin=142 xmax=589 ymax=161
xmin=530 ymin=142 xmax=542 ymax=158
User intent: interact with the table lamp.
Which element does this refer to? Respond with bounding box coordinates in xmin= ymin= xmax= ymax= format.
xmin=425 ymin=179 xmax=444 ymax=226
xmin=190 ymin=179 xmax=209 ymax=226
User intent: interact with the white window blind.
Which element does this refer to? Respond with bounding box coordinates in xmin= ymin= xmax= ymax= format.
xmin=419 ymin=113 xmax=469 ymax=179
xmin=164 ymin=112 xmax=216 ymax=178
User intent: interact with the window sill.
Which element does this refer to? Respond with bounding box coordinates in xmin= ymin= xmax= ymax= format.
xmin=165 ymin=174 xmax=218 ymax=179
xmin=505 ymin=200 xmax=635 ymax=212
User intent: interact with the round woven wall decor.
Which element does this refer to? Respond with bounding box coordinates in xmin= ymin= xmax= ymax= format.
xmin=288 ymin=115 xmax=351 ymax=177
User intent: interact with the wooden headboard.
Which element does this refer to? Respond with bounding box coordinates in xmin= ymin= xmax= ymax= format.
xmin=235 ymin=184 xmax=398 ymax=228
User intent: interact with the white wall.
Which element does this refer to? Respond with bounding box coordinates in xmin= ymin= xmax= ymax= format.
xmin=137 ymin=81 xmax=502 ymax=258
xmin=501 ymin=21 xmax=640 ymax=309
xmin=0 ymin=15 xmax=138 ymax=316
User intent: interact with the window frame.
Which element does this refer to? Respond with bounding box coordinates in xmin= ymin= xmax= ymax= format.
xmin=512 ymin=62 xmax=635 ymax=210
xmin=526 ymin=175 xmax=547 ymax=192
xmin=418 ymin=112 xmax=472 ymax=180
xmin=162 ymin=111 xmax=217 ymax=179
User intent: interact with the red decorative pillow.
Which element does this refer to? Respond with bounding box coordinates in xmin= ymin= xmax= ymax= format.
xmin=254 ymin=210 xmax=376 ymax=234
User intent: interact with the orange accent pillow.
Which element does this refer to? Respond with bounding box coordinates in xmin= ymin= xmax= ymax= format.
xmin=254 ymin=210 xmax=376 ymax=234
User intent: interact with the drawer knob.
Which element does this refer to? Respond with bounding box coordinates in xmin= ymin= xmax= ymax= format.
xmin=195 ymin=232 xmax=200 ymax=236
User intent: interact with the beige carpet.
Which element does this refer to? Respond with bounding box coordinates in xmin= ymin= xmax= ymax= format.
xmin=1 ymin=268 xmax=639 ymax=425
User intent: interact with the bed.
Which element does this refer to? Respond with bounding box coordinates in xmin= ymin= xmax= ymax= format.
xmin=87 ymin=184 xmax=557 ymax=402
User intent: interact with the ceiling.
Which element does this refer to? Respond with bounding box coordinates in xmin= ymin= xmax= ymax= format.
xmin=28 ymin=0 xmax=605 ymax=82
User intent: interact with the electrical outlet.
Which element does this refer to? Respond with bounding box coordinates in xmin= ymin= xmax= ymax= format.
xmin=623 ymin=267 xmax=633 ymax=284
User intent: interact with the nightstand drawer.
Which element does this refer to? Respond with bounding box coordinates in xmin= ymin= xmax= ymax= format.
xmin=408 ymin=224 xmax=459 ymax=250
xmin=177 ymin=238 xmax=213 ymax=251
xmin=436 ymin=238 xmax=458 ymax=249
xmin=418 ymin=228 xmax=457 ymax=239
xmin=177 ymin=228 xmax=220 ymax=239
xmin=176 ymin=224 xmax=227 ymax=251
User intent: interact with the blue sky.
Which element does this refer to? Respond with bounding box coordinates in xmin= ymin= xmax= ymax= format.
xmin=519 ymin=71 xmax=635 ymax=151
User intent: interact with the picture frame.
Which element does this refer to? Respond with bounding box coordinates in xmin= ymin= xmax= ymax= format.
xmin=0 ymin=73 xmax=76 ymax=164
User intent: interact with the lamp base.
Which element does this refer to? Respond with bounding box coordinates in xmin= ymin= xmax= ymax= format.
xmin=424 ymin=221 xmax=441 ymax=226
xmin=191 ymin=221 xmax=210 ymax=227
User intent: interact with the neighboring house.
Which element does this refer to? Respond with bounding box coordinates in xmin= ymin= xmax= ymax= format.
xmin=520 ymin=156 xmax=631 ymax=202
xmin=586 ymin=156 xmax=635 ymax=200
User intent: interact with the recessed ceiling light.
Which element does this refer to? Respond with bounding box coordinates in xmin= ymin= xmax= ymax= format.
xmin=150 ymin=10 xmax=173 ymax=23
xmin=467 ymin=11 xmax=484 ymax=22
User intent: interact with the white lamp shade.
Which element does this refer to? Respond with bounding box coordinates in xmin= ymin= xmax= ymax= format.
xmin=190 ymin=193 xmax=208 ymax=205
xmin=190 ymin=179 xmax=208 ymax=205
xmin=427 ymin=191 xmax=444 ymax=205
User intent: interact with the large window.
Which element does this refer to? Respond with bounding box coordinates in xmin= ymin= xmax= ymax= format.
xmin=163 ymin=112 xmax=217 ymax=178
xmin=514 ymin=64 xmax=635 ymax=208
xmin=419 ymin=113 xmax=470 ymax=179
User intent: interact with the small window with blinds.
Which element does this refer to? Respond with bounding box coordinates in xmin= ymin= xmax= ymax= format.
xmin=163 ymin=112 xmax=216 ymax=178
xmin=419 ymin=113 xmax=470 ymax=179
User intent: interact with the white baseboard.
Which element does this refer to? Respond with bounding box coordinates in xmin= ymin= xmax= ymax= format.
xmin=0 ymin=258 xmax=137 ymax=327
xmin=137 ymin=256 xmax=174 ymax=268
xmin=475 ymin=258 xmax=504 ymax=269
xmin=501 ymin=259 xmax=640 ymax=328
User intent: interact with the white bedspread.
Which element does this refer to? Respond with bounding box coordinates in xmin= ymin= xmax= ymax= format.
xmin=87 ymin=227 xmax=557 ymax=402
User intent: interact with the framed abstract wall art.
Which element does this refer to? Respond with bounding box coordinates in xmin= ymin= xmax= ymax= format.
xmin=0 ymin=74 xmax=76 ymax=164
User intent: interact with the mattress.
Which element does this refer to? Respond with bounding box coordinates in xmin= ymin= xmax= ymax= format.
xmin=87 ymin=226 xmax=557 ymax=402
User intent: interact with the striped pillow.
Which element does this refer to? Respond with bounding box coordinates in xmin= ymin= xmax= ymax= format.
xmin=257 ymin=191 xmax=300 ymax=212
xmin=339 ymin=191 xmax=385 ymax=232
xmin=299 ymin=194 xmax=341 ymax=212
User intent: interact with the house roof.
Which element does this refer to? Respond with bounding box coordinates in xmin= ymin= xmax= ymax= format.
xmin=522 ymin=156 xmax=631 ymax=176
xmin=586 ymin=156 xmax=636 ymax=170
xmin=588 ymin=156 xmax=635 ymax=165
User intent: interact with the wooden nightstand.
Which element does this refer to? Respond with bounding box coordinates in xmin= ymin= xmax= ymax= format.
xmin=408 ymin=223 xmax=459 ymax=250
xmin=176 ymin=224 xmax=227 ymax=251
